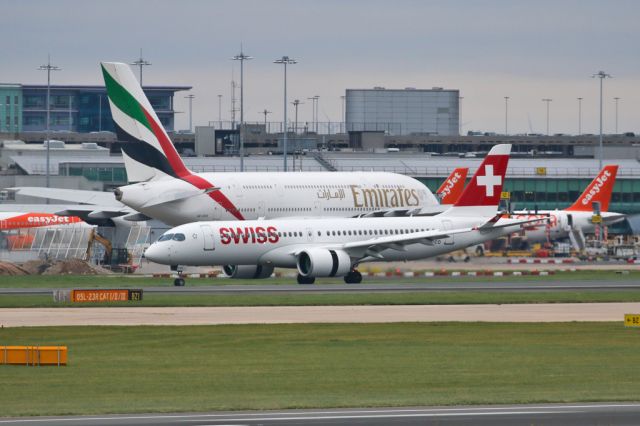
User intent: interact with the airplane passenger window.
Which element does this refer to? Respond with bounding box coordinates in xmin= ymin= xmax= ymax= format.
xmin=158 ymin=234 xmax=174 ymax=242
xmin=172 ymin=234 xmax=186 ymax=241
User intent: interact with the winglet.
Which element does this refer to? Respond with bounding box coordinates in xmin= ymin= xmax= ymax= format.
xmin=437 ymin=167 xmax=468 ymax=205
xmin=565 ymin=165 xmax=618 ymax=212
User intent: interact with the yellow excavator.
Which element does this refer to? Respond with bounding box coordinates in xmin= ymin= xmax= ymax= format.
xmin=84 ymin=229 xmax=131 ymax=269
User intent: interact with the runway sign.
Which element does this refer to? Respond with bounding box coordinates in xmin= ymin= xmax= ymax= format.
xmin=71 ymin=289 xmax=143 ymax=303
xmin=624 ymin=314 xmax=640 ymax=327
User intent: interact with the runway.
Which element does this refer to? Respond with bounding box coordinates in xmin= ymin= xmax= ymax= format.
xmin=3 ymin=278 xmax=640 ymax=295
xmin=2 ymin=403 xmax=640 ymax=425
xmin=2 ymin=302 xmax=638 ymax=327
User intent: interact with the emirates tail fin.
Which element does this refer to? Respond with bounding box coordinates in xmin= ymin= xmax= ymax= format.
xmin=101 ymin=62 xmax=191 ymax=182
xmin=565 ymin=165 xmax=618 ymax=212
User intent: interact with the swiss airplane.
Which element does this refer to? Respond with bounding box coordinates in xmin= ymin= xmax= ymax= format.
xmin=145 ymin=144 xmax=544 ymax=285
xmin=101 ymin=62 xmax=443 ymax=225
xmin=436 ymin=164 xmax=625 ymax=249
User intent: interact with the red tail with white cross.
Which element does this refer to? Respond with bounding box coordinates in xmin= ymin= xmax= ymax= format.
xmin=441 ymin=144 xmax=511 ymax=216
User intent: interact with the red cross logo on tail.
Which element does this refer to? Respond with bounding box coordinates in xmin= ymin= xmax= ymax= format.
xmin=476 ymin=165 xmax=502 ymax=197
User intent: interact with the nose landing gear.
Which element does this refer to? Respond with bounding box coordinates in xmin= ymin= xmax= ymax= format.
xmin=171 ymin=265 xmax=186 ymax=286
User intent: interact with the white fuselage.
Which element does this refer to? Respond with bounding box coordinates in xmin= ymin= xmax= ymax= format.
xmin=510 ymin=210 xmax=624 ymax=243
xmin=146 ymin=214 xmax=525 ymax=268
xmin=117 ymin=172 xmax=439 ymax=226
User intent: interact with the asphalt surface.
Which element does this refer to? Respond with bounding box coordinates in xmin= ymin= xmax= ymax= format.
xmin=3 ymin=303 xmax=638 ymax=326
xmin=2 ymin=403 xmax=640 ymax=425
xmin=2 ymin=279 xmax=640 ymax=295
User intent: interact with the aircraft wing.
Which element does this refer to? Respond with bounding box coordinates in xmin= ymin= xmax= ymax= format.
xmin=331 ymin=216 xmax=548 ymax=259
xmin=8 ymin=187 xmax=122 ymax=206
xmin=336 ymin=227 xmax=475 ymax=259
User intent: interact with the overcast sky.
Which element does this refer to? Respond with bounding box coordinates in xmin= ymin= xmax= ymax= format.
xmin=3 ymin=0 xmax=639 ymax=134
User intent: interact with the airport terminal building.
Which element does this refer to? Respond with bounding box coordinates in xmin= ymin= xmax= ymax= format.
xmin=0 ymin=83 xmax=191 ymax=133
xmin=345 ymin=87 xmax=460 ymax=136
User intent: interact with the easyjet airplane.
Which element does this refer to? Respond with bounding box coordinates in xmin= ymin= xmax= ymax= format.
xmin=430 ymin=163 xmax=624 ymax=249
xmin=0 ymin=212 xmax=87 ymax=250
xmin=437 ymin=167 xmax=468 ymax=205
xmin=145 ymin=144 xmax=545 ymax=285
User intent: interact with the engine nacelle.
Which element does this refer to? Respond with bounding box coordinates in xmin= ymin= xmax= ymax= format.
xmin=297 ymin=248 xmax=352 ymax=278
xmin=223 ymin=264 xmax=274 ymax=279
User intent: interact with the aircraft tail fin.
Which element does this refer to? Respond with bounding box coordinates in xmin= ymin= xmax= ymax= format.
xmin=442 ymin=144 xmax=511 ymax=217
xmin=437 ymin=167 xmax=468 ymax=205
xmin=100 ymin=62 xmax=191 ymax=182
xmin=565 ymin=165 xmax=618 ymax=212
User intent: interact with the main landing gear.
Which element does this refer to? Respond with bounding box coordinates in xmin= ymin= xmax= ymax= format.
xmin=344 ymin=270 xmax=362 ymax=284
xmin=297 ymin=274 xmax=316 ymax=285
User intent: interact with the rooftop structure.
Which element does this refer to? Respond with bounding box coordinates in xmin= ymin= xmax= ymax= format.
xmin=0 ymin=83 xmax=191 ymax=133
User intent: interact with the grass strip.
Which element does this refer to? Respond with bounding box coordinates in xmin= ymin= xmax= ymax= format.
xmin=1 ymin=323 xmax=639 ymax=417
xmin=2 ymin=290 xmax=640 ymax=308
xmin=1 ymin=270 xmax=639 ymax=288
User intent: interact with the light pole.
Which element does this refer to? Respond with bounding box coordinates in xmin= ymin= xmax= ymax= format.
xmin=130 ymin=48 xmax=151 ymax=86
xmin=232 ymin=47 xmax=253 ymax=172
xmin=504 ymin=96 xmax=510 ymax=135
xmin=185 ymin=94 xmax=195 ymax=132
xmin=577 ymin=97 xmax=583 ymax=135
xmin=542 ymin=98 xmax=552 ymax=135
xmin=261 ymin=109 xmax=272 ymax=128
xmin=98 ymin=94 xmax=103 ymax=131
xmin=614 ymin=97 xmax=620 ymax=134
xmin=292 ymin=99 xmax=303 ymax=134
xmin=274 ymin=56 xmax=297 ymax=172
xmin=38 ymin=55 xmax=61 ymax=191
xmin=593 ymin=71 xmax=611 ymax=170
xmin=459 ymin=96 xmax=463 ymax=135
xmin=217 ymin=94 xmax=222 ymax=128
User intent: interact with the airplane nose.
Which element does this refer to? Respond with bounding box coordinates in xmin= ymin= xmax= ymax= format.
xmin=144 ymin=243 xmax=169 ymax=264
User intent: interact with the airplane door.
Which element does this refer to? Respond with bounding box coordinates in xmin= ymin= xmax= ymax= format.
xmin=201 ymin=224 xmax=215 ymax=251
xmin=306 ymin=227 xmax=314 ymax=242
xmin=258 ymin=201 xmax=266 ymax=218
xmin=441 ymin=220 xmax=454 ymax=245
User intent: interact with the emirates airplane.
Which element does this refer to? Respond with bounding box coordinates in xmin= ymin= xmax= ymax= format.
xmin=145 ymin=144 xmax=544 ymax=285
xmin=104 ymin=62 xmax=442 ymax=224
xmin=438 ymin=164 xmax=625 ymax=249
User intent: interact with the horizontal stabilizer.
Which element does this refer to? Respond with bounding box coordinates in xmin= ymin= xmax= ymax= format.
xmin=122 ymin=212 xmax=153 ymax=222
xmin=141 ymin=186 xmax=220 ymax=208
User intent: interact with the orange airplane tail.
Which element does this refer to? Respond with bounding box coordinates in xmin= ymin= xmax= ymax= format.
xmin=437 ymin=167 xmax=468 ymax=205
xmin=565 ymin=165 xmax=618 ymax=212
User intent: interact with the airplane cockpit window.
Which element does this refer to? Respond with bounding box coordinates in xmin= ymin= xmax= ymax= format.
xmin=172 ymin=233 xmax=186 ymax=241
xmin=158 ymin=234 xmax=174 ymax=242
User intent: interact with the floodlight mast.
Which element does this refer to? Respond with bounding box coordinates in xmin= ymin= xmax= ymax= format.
xmin=542 ymin=98 xmax=552 ymax=135
xmin=274 ymin=56 xmax=297 ymax=171
xmin=592 ymin=71 xmax=611 ymax=170
xmin=37 ymin=55 xmax=61 ymax=193
xmin=577 ymin=97 xmax=583 ymax=135
xmin=130 ymin=49 xmax=151 ymax=86
xmin=504 ymin=96 xmax=510 ymax=135
xmin=232 ymin=46 xmax=253 ymax=172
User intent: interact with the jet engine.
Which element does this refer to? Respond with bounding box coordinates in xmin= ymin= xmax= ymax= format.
xmin=222 ymin=264 xmax=274 ymax=279
xmin=296 ymin=248 xmax=352 ymax=278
